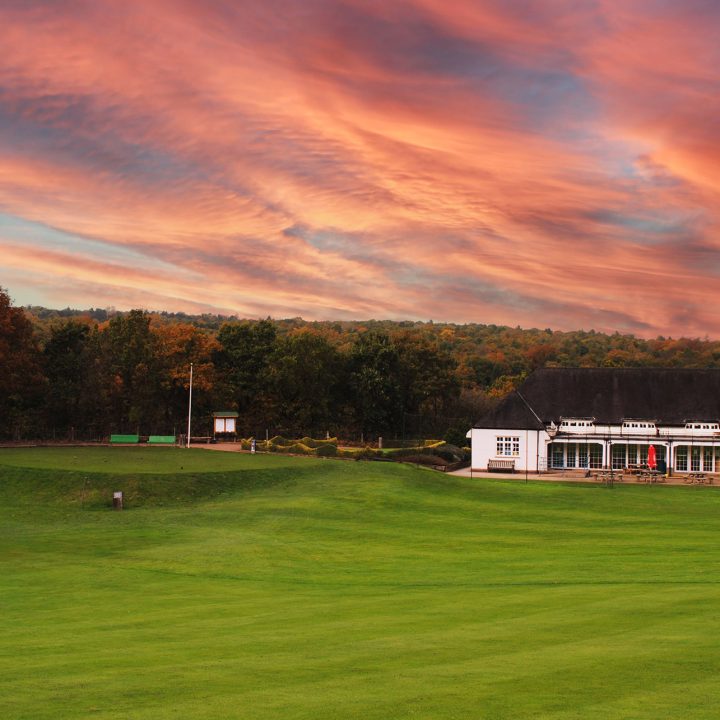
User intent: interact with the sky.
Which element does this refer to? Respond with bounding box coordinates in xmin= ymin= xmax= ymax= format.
xmin=1 ymin=0 xmax=720 ymax=337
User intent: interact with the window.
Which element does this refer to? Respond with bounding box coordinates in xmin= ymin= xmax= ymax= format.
xmin=612 ymin=445 xmax=626 ymax=470
xmin=704 ymin=447 xmax=714 ymax=472
xmin=691 ymin=447 xmax=701 ymax=472
xmin=627 ymin=444 xmax=638 ymax=465
xmin=550 ymin=444 xmax=564 ymax=468
xmin=496 ymin=436 xmax=520 ymax=456
xmin=560 ymin=419 xmax=594 ymax=429
xmin=676 ymin=446 xmax=688 ymax=472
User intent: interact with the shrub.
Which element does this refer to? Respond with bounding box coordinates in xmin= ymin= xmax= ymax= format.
xmin=402 ymin=454 xmax=446 ymax=467
xmin=384 ymin=447 xmax=422 ymax=459
xmin=316 ymin=444 xmax=338 ymax=457
xmin=444 ymin=427 xmax=470 ymax=448
xmin=286 ymin=442 xmax=313 ymax=455
xmin=432 ymin=443 xmax=464 ymax=463
xmin=354 ymin=447 xmax=379 ymax=461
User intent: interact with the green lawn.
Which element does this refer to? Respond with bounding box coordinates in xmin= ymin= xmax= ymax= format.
xmin=2 ymin=447 xmax=720 ymax=719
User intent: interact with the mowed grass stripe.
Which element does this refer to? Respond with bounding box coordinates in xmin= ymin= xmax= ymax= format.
xmin=2 ymin=448 xmax=720 ymax=718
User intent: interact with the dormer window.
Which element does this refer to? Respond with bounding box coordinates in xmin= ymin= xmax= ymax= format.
xmin=685 ymin=422 xmax=719 ymax=430
xmin=559 ymin=418 xmax=595 ymax=429
xmin=622 ymin=420 xmax=656 ymax=430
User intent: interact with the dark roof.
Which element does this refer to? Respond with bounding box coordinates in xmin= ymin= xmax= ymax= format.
xmin=475 ymin=368 xmax=720 ymax=429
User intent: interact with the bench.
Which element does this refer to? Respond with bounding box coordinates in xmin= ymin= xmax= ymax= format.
xmin=487 ymin=459 xmax=515 ymax=473
xmin=110 ymin=434 xmax=140 ymax=444
xmin=148 ymin=435 xmax=176 ymax=445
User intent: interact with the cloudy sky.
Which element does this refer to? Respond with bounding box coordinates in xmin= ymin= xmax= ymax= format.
xmin=1 ymin=0 xmax=719 ymax=336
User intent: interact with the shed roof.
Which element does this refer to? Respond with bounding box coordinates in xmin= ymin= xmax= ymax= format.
xmin=475 ymin=368 xmax=720 ymax=429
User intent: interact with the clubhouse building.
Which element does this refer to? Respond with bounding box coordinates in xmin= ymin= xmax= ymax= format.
xmin=471 ymin=368 xmax=720 ymax=475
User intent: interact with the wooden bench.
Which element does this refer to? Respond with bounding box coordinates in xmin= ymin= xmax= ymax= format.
xmin=687 ymin=472 xmax=711 ymax=484
xmin=487 ymin=459 xmax=515 ymax=473
xmin=110 ymin=434 xmax=140 ymax=444
xmin=148 ymin=435 xmax=176 ymax=445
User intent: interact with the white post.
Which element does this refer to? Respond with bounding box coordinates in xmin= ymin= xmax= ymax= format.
xmin=186 ymin=362 xmax=193 ymax=449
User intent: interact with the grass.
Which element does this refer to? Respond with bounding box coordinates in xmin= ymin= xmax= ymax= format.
xmin=2 ymin=447 xmax=720 ymax=719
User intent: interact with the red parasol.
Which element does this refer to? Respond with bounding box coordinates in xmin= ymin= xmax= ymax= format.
xmin=647 ymin=444 xmax=657 ymax=469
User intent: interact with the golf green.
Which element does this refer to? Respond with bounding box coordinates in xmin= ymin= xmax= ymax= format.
xmin=2 ymin=447 xmax=719 ymax=719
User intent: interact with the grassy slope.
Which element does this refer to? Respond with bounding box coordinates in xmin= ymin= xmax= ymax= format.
xmin=1 ymin=448 xmax=720 ymax=719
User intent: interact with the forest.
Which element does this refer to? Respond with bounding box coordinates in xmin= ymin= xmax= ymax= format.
xmin=3 ymin=285 xmax=720 ymax=442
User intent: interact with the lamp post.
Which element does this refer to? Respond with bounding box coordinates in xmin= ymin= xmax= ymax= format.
xmin=186 ymin=362 xmax=193 ymax=449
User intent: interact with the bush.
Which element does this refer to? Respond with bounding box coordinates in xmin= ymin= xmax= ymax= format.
xmin=299 ymin=436 xmax=338 ymax=448
xmin=432 ymin=443 xmax=464 ymax=463
xmin=286 ymin=443 xmax=314 ymax=455
xmin=354 ymin=447 xmax=379 ymax=461
xmin=384 ymin=447 xmax=421 ymax=459
xmin=316 ymin=444 xmax=338 ymax=457
xmin=402 ymin=454 xmax=446 ymax=467
xmin=444 ymin=427 xmax=470 ymax=448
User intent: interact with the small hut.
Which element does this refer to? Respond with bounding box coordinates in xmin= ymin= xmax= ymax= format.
xmin=213 ymin=411 xmax=239 ymax=440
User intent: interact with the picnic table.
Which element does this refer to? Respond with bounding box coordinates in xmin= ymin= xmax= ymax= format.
xmin=627 ymin=463 xmax=647 ymax=475
xmin=686 ymin=472 xmax=712 ymax=484
xmin=593 ymin=470 xmax=623 ymax=485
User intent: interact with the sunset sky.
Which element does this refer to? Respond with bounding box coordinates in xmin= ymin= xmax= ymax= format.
xmin=1 ymin=0 xmax=719 ymax=336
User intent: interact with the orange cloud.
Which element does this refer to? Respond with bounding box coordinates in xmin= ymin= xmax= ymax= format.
xmin=1 ymin=1 xmax=719 ymax=336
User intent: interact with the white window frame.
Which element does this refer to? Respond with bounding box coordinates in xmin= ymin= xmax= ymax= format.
xmin=496 ymin=436 xmax=520 ymax=457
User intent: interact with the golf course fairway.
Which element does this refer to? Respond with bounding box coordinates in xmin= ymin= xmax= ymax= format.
xmin=2 ymin=447 xmax=720 ymax=719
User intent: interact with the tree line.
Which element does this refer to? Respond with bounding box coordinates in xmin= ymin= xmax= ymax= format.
xmin=4 ymin=286 xmax=720 ymax=442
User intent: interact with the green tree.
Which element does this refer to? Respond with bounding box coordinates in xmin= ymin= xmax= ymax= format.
xmin=42 ymin=320 xmax=92 ymax=438
xmin=100 ymin=310 xmax=160 ymax=432
xmin=268 ymin=330 xmax=346 ymax=436
xmin=348 ymin=331 xmax=402 ymax=437
xmin=213 ymin=319 xmax=277 ymax=432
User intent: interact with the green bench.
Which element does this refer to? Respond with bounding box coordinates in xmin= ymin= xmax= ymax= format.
xmin=110 ymin=434 xmax=140 ymax=444
xmin=148 ymin=435 xmax=176 ymax=445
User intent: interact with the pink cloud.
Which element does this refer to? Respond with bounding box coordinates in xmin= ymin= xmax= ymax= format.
xmin=1 ymin=1 xmax=719 ymax=336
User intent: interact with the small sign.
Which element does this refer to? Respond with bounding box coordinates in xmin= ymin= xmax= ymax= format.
xmin=113 ymin=491 xmax=123 ymax=499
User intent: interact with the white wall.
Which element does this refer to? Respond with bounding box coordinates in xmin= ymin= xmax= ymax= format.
xmin=471 ymin=428 xmax=548 ymax=472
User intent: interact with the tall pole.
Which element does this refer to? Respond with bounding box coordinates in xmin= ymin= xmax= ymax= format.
xmin=186 ymin=362 xmax=193 ymax=449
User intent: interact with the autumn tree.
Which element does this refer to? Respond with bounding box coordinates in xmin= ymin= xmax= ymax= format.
xmin=100 ymin=310 xmax=160 ymax=432
xmin=0 ymin=287 xmax=44 ymax=438
xmin=152 ymin=322 xmax=219 ymax=432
